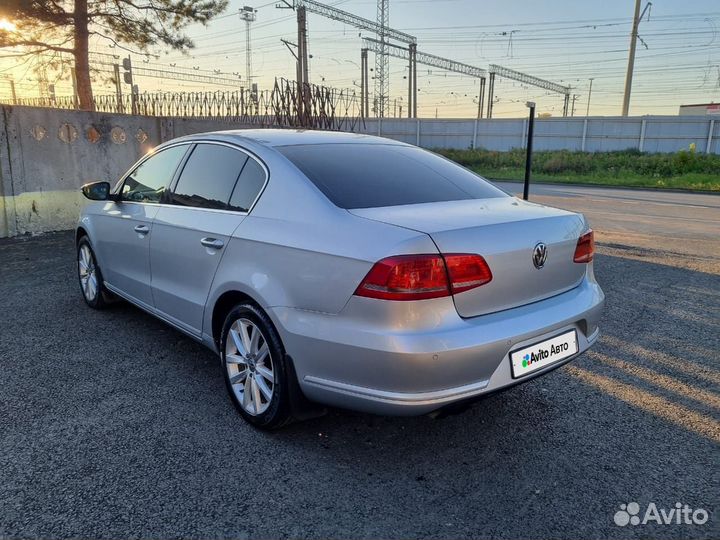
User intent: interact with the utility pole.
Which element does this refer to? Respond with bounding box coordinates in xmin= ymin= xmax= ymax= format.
xmin=240 ymin=6 xmax=257 ymax=87
xmin=622 ymin=0 xmax=651 ymax=116
xmin=299 ymin=8 xmax=309 ymax=90
xmin=562 ymin=92 xmax=570 ymax=117
xmin=9 ymin=78 xmax=17 ymax=104
xmin=407 ymin=43 xmax=413 ymax=118
xmin=293 ymin=6 xmax=309 ymax=124
xmin=476 ymin=77 xmax=485 ymax=120
xmin=586 ymin=77 xmax=594 ymax=116
xmin=281 ymin=37 xmax=299 ymax=119
xmin=361 ymin=48 xmax=369 ymax=118
xmin=38 ymin=65 xmax=50 ymax=100
xmin=113 ymin=63 xmax=124 ymax=113
xmin=278 ymin=1 xmax=308 ymax=123
xmin=487 ymin=72 xmax=495 ymax=118
xmin=403 ymin=42 xmax=418 ymax=118
xmin=571 ymin=94 xmax=577 ymax=116
xmin=360 ymin=48 xmax=367 ymax=118
xmin=411 ymin=42 xmax=417 ymax=118
xmin=70 ymin=67 xmax=78 ymax=109
xmin=297 ymin=6 xmax=310 ymax=124
xmin=375 ymin=0 xmax=389 ymax=118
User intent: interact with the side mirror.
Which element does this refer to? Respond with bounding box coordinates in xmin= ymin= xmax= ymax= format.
xmin=81 ymin=181 xmax=112 ymax=201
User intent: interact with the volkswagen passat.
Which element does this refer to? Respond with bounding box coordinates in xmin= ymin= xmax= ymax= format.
xmin=77 ymin=130 xmax=604 ymax=428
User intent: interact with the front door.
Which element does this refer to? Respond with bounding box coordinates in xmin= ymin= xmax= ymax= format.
xmin=94 ymin=144 xmax=190 ymax=308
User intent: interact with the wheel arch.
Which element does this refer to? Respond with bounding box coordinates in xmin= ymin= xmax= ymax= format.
xmin=210 ymin=288 xmax=322 ymax=423
xmin=210 ymin=290 xmax=264 ymax=349
xmin=75 ymin=226 xmax=88 ymax=245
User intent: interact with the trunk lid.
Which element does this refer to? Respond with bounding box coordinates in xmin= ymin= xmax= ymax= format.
xmin=350 ymin=197 xmax=588 ymax=318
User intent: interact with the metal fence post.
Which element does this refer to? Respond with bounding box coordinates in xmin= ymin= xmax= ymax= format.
xmin=472 ymin=118 xmax=479 ymax=149
xmin=707 ymin=119 xmax=715 ymax=154
xmin=523 ymin=102 xmax=536 ymax=201
xmin=416 ymin=119 xmax=421 ymax=146
xmin=581 ymin=118 xmax=588 ymax=152
xmin=639 ymin=118 xmax=646 ymax=152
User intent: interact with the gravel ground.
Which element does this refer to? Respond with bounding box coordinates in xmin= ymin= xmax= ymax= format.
xmin=0 ymin=189 xmax=718 ymax=539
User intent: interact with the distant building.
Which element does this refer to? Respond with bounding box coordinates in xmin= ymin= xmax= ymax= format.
xmin=678 ymin=102 xmax=720 ymax=116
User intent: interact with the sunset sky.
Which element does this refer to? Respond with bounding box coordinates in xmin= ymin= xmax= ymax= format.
xmin=1 ymin=0 xmax=718 ymax=118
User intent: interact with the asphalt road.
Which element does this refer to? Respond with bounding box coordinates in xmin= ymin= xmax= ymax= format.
xmin=1 ymin=185 xmax=718 ymax=539
xmin=495 ymin=181 xmax=720 ymax=272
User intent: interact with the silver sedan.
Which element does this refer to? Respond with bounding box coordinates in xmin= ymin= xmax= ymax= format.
xmin=76 ymin=130 xmax=605 ymax=428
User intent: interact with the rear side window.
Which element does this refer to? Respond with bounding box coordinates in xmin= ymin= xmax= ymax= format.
xmin=277 ymin=143 xmax=507 ymax=209
xmin=228 ymin=158 xmax=266 ymax=212
xmin=121 ymin=145 xmax=189 ymax=203
xmin=172 ymin=144 xmax=248 ymax=209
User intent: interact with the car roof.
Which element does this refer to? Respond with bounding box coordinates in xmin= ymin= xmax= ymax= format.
xmin=171 ymin=128 xmax=409 ymax=148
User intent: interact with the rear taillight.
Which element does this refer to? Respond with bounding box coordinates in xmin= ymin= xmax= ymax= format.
xmin=354 ymin=255 xmax=448 ymax=300
xmin=444 ymin=254 xmax=493 ymax=293
xmin=354 ymin=253 xmax=492 ymax=301
xmin=574 ymin=229 xmax=595 ymax=263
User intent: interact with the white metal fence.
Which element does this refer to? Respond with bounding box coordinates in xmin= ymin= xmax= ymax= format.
xmin=358 ymin=115 xmax=720 ymax=154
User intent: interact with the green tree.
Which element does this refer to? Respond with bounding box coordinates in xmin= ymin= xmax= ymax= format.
xmin=0 ymin=0 xmax=228 ymax=110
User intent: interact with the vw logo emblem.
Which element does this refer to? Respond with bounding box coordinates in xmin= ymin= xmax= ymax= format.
xmin=533 ymin=243 xmax=548 ymax=269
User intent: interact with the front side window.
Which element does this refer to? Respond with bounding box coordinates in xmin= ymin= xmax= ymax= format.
xmin=171 ymin=144 xmax=249 ymax=210
xmin=121 ymin=145 xmax=189 ymax=203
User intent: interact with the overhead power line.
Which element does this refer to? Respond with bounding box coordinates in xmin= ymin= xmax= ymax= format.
xmin=488 ymin=64 xmax=570 ymax=94
xmin=488 ymin=64 xmax=571 ymax=117
xmin=291 ymin=0 xmax=416 ymax=44
xmin=363 ymin=37 xmax=486 ymax=78
xmin=363 ymin=36 xmax=487 ymax=118
xmin=90 ymin=53 xmax=243 ymax=87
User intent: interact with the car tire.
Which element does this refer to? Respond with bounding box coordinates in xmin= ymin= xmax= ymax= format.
xmin=220 ymin=303 xmax=293 ymax=429
xmin=77 ymin=236 xmax=112 ymax=309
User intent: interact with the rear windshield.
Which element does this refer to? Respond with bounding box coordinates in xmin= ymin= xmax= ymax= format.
xmin=277 ymin=143 xmax=507 ymax=209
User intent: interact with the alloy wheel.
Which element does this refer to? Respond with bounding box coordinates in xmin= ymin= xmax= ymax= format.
xmin=78 ymin=244 xmax=98 ymax=302
xmin=225 ymin=318 xmax=275 ymax=416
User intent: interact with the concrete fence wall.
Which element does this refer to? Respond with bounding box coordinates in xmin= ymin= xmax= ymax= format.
xmin=1 ymin=105 xmax=718 ymax=237
xmin=360 ymin=116 xmax=720 ymax=153
xmin=0 ymin=106 xmax=255 ymax=238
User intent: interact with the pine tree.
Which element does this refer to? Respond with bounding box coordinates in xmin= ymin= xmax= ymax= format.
xmin=0 ymin=0 xmax=228 ymax=110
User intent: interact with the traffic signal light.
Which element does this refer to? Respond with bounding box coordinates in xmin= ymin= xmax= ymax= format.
xmin=122 ymin=57 xmax=133 ymax=85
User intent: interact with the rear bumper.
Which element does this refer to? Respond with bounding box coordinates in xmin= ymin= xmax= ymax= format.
xmin=270 ymin=276 xmax=605 ymax=415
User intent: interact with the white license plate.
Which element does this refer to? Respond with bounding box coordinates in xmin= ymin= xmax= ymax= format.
xmin=510 ymin=330 xmax=578 ymax=379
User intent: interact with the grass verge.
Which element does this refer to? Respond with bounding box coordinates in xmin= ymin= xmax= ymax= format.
xmin=435 ymin=148 xmax=720 ymax=192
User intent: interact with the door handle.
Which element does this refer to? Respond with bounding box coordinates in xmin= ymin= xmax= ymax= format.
xmin=134 ymin=224 xmax=150 ymax=234
xmin=201 ymin=237 xmax=224 ymax=250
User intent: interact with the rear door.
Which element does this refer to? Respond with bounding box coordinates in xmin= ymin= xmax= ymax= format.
xmin=93 ymin=144 xmax=190 ymax=308
xmin=149 ymin=142 xmax=267 ymax=336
